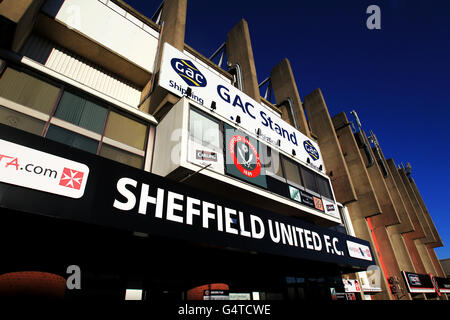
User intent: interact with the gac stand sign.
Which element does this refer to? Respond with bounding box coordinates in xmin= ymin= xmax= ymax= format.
xmin=158 ymin=43 xmax=325 ymax=172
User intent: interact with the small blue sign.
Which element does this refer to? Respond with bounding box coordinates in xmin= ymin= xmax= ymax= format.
xmin=303 ymin=140 xmax=320 ymax=161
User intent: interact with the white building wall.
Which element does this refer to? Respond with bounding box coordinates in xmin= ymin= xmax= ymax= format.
xmin=42 ymin=0 xmax=160 ymax=73
xmin=21 ymin=35 xmax=141 ymax=107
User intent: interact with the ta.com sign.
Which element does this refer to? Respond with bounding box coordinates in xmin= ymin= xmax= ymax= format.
xmin=158 ymin=43 xmax=325 ymax=171
xmin=0 ymin=139 xmax=89 ymax=199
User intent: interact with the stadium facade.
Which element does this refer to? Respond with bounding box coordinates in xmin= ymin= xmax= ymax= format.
xmin=0 ymin=0 xmax=447 ymax=301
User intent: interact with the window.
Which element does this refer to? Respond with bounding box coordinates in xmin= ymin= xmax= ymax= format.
xmin=0 ymin=105 xmax=45 ymax=136
xmin=189 ymin=108 xmax=221 ymax=150
xmin=328 ymin=207 xmax=348 ymax=235
xmin=301 ymin=166 xmax=319 ymax=194
xmin=0 ymin=68 xmax=60 ymax=114
xmin=188 ymin=107 xmax=224 ymax=174
xmin=49 ymin=93 xmax=149 ymax=166
xmin=281 ymin=156 xmax=303 ymax=187
xmin=262 ymin=146 xmax=284 ymax=180
xmin=104 ymin=111 xmax=148 ymax=150
xmin=46 ymin=125 xmax=99 ymax=154
xmin=54 ymin=91 xmax=108 ymax=134
xmin=100 ymin=144 xmax=144 ymax=169
xmin=0 ymin=66 xmax=151 ymax=169
xmin=317 ymin=174 xmax=333 ymax=200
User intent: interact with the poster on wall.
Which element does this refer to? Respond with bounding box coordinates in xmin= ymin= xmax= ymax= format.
xmin=224 ymin=123 xmax=267 ymax=188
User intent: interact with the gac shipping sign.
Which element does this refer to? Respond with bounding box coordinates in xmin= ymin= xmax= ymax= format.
xmin=158 ymin=43 xmax=325 ymax=172
xmin=0 ymin=124 xmax=373 ymax=269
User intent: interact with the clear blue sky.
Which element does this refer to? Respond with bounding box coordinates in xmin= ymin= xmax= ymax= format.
xmin=127 ymin=0 xmax=450 ymax=259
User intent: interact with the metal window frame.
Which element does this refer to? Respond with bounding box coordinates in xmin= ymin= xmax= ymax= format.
xmin=0 ymin=64 xmax=151 ymax=165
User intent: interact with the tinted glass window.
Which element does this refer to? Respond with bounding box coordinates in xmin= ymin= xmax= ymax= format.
xmin=0 ymin=105 xmax=45 ymax=136
xmin=317 ymin=174 xmax=333 ymax=199
xmin=189 ymin=108 xmax=220 ymax=149
xmin=54 ymin=91 xmax=108 ymax=134
xmin=282 ymin=156 xmax=302 ymax=186
xmin=104 ymin=111 xmax=147 ymax=150
xmin=301 ymin=166 xmax=319 ymax=193
xmin=46 ymin=125 xmax=98 ymax=154
xmin=100 ymin=144 xmax=144 ymax=169
xmin=262 ymin=146 xmax=284 ymax=179
xmin=0 ymin=68 xmax=60 ymax=114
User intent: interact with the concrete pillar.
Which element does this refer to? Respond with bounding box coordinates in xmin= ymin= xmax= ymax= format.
xmin=0 ymin=0 xmax=46 ymax=52
xmin=387 ymin=160 xmax=428 ymax=276
xmin=399 ymin=170 xmax=436 ymax=245
xmin=226 ymin=19 xmax=260 ymax=102
xmin=365 ymin=139 xmax=422 ymax=299
xmin=342 ymin=121 xmax=411 ymax=299
xmin=426 ymin=246 xmax=446 ymax=278
xmin=371 ymin=146 xmax=423 ymax=297
xmin=386 ymin=229 xmax=415 ymax=283
xmin=159 ymin=0 xmax=187 ymax=51
xmin=387 ymin=160 xmax=425 ymax=240
xmin=397 ymin=169 xmax=442 ymax=280
xmin=330 ymin=112 xmax=392 ymax=299
xmin=142 ymin=0 xmax=187 ymax=117
xmin=414 ymin=239 xmax=437 ymax=275
xmin=359 ymin=151 xmax=407 ymax=298
xmin=373 ymin=148 xmax=415 ymax=234
xmin=333 ymin=112 xmax=382 ymax=218
xmin=303 ymin=89 xmax=357 ymax=204
xmin=270 ymin=59 xmax=311 ymax=137
xmin=403 ymin=233 xmax=427 ymax=274
xmin=409 ymin=177 xmax=443 ymax=247
xmin=408 ymin=178 xmax=446 ymax=297
xmin=359 ymin=145 xmax=400 ymax=227
xmin=367 ymin=218 xmax=409 ymax=299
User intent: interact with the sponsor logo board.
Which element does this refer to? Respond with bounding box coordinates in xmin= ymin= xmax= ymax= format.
xmin=0 ymin=139 xmax=89 ymax=199
xmin=343 ymin=279 xmax=361 ymax=293
xmin=300 ymin=190 xmax=315 ymax=208
xmin=322 ymin=198 xmax=341 ymax=219
xmin=196 ymin=150 xmax=218 ymax=162
xmin=346 ymin=240 xmax=373 ymax=261
xmin=313 ymin=196 xmax=324 ymax=211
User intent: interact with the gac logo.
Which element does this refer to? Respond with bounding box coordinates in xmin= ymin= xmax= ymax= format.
xmin=171 ymin=58 xmax=207 ymax=87
xmin=303 ymin=140 xmax=320 ymax=161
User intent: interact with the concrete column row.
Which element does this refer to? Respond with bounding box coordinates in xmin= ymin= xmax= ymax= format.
xmin=303 ymin=88 xmax=446 ymax=300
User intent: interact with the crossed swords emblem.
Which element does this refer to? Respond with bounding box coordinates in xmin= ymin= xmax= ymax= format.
xmin=237 ymin=143 xmax=254 ymax=168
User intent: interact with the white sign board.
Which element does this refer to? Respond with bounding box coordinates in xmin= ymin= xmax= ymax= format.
xmin=0 ymin=139 xmax=89 ymax=199
xmin=346 ymin=240 xmax=373 ymax=261
xmin=322 ymin=198 xmax=340 ymax=219
xmin=343 ymin=279 xmax=361 ymax=293
xmin=158 ymin=43 xmax=325 ymax=172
